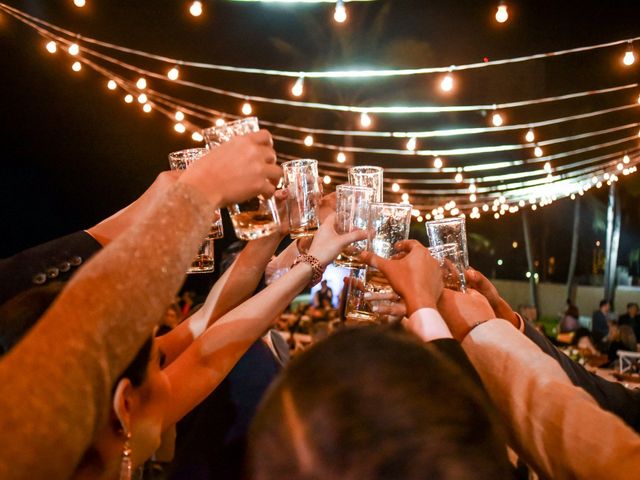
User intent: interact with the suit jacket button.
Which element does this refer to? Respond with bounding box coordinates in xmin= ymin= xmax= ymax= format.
xmin=32 ymin=273 xmax=47 ymax=285
xmin=46 ymin=267 xmax=60 ymax=279
xmin=70 ymin=256 xmax=82 ymax=266
xmin=59 ymin=261 xmax=71 ymax=273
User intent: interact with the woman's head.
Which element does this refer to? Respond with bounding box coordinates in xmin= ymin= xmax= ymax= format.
xmin=249 ymin=326 xmax=511 ymax=480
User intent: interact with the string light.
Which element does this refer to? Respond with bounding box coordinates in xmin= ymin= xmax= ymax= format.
xmin=136 ymin=77 xmax=147 ymax=90
xmin=433 ymin=157 xmax=443 ymax=169
xmin=323 ymin=175 xmax=332 ymax=185
xmin=71 ymin=61 xmax=82 ymax=72
xmin=191 ymin=131 xmax=204 ymax=142
xmin=623 ymin=42 xmax=636 ymax=66
xmin=45 ymin=40 xmax=57 ymax=54
xmin=391 ymin=183 xmax=400 ymax=193
xmin=215 ymin=118 xmax=226 ymax=127
xmin=68 ymin=43 xmax=79 ymax=56
xmin=401 ymin=193 xmax=410 ymax=203
xmin=124 ymin=94 xmax=133 ymax=103
xmin=623 ymin=154 xmax=630 ymax=164
xmin=107 ymin=79 xmax=117 ymax=90
xmin=291 ymin=76 xmax=304 ymax=97
xmin=137 ymin=93 xmax=148 ymax=104
xmin=491 ymin=111 xmax=504 ymax=127
xmin=142 ymin=103 xmax=152 ymax=113
xmin=73 ymin=0 xmax=86 ymax=8
xmin=544 ymin=162 xmax=552 ymax=173
xmin=189 ymin=1 xmax=203 ymax=17
xmin=333 ymin=0 xmax=347 ymax=24
xmin=469 ymin=193 xmax=477 ymax=202
xmin=455 ymin=172 xmax=464 ymax=183
xmin=525 ymin=129 xmax=535 ymax=143
xmin=534 ymin=146 xmax=544 ymax=157
xmin=304 ymin=134 xmax=314 ymax=147
xmin=175 ymin=111 xmax=185 ymax=121
xmin=360 ymin=112 xmax=372 ymax=128
xmin=406 ymin=137 xmax=417 ymax=151
xmin=336 ymin=151 xmax=347 ymax=163
xmin=174 ymin=122 xmax=186 ymax=133
xmin=167 ymin=66 xmax=180 ymax=81
xmin=417 ymin=215 xmax=424 ymax=222
xmin=241 ymin=101 xmax=253 ymax=115
xmin=495 ymin=2 xmax=509 ymax=23
xmin=440 ymin=73 xmax=454 ymax=92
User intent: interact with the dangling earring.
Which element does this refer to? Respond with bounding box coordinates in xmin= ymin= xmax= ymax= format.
xmin=119 ymin=430 xmax=132 ymax=480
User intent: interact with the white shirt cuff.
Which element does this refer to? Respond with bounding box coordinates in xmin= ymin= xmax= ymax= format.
xmin=514 ymin=312 xmax=526 ymax=332
xmin=405 ymin=307 xmax=453 ymax=342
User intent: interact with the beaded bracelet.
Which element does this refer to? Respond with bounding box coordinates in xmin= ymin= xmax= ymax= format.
xmin=291 ymin=253 xmax=324 ymax=288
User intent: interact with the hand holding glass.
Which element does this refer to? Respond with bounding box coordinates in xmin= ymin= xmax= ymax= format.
xmin=333 ymin=185 xmax=374 ymax=268
xmin=282 ymin=159 xmax=321 ymax=238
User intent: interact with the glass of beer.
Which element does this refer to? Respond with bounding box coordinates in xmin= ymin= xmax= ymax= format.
xmin=334 ymin=185 xmax=373 ymax=268
xmin=429 ymin=243 xmax=467 ymax=292
xmin=425 ymin=217 xmax=469 ymax=269
xmin=348 ymin=166 xmax=384 ymax=202
xmin=342 ymin=267 xmax=378 ymax=324
xmin=282 ymin=159 xmax=321 ymax=238
xmin=366 ymin=202 xmax=412 ymax=293
xmin=203 ymin=117 xmax=280 ymax=240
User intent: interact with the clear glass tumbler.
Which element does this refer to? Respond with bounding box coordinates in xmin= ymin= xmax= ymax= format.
xmin=429 ymin=243 xmax=467 ymax=292
xmin=282 ymin=159 xmax=321 ymax=239
xmin=348 ymin=166 xmax=384 ymax=202
xmin=334 ymin=185 xmax=373 ymax=268
xmin=425 ymin=217 xmax=469 ymax=269
xmin=342 ymin=267 xmax=378 ymax=324
xmin=202 ymin=117 xmax=280 ymax=240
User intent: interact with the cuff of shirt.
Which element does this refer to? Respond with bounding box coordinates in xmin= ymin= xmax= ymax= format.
xmin=405 ymin=307 xmax=453 ymax=342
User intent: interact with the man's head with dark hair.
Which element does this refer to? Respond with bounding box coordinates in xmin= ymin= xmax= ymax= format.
xmin=627 ymin=303 xmax=639 ymax=316
xmin=599 ymin=299 xmax=610 ymax=312
xmin=249 ymin=326 xmax=511 ymax=480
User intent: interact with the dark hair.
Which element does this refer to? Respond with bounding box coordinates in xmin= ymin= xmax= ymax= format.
xmin=565 ymin=305 xmax=579 ymax=318
xmin=600 ymin=299 xmax=610 ymax=308
xmin=249 ymin=326 xmax=511 ymax=480
xmin=116 ymin=337 xmax=153 ymax=388
xmin=627 ymin=303 xmax=639 ymax=310
xmin=571 ymin=328 xmax=593 ymax=346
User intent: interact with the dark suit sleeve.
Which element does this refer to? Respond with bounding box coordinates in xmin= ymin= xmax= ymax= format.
xmin=0 ymin=231 xmax=102 ymax=305
xmin=524 ymin=321 xmax=640 ymax=432
xmin=428 ymin=338 xmax=485 ymax=390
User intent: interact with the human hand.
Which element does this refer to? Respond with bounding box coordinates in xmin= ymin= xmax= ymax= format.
xmin=437 ymin=288 xmax=496 ymax=341
xmin=307 ymin=213 xmax=368 ymax=267
xmin=294 ymin=191 xmax=338 ymax=253
xmin=360 ymin=240 xmax=443 ymax=315
xmin=465 ymin=268 xmax=519 ymax=328
xmin=179 ymin=130 xmax=281 ymax=206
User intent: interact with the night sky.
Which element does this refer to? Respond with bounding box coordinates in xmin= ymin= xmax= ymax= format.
xmin=1 ymin=0 xmax=639 ymax=285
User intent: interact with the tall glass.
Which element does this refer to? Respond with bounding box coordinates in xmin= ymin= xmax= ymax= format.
xmin=366 ymin=203 xmax=412 ymax=293
xmin=342 ymin=267 xmax=378 ymax=324
xmin=425 ymin=217 xmax=469 ymax=268
xmin=334 ymin=185 xmax=373 ymax=268
xmin=203 ymin=117 xmax=280 ymax=240
xmin=282 ymin=159 xmax=321 ymax=239
xmin=429 ymin=243 xmax=467 ymax=292
xmin=348 ymin=166 xmax=384 ymax=202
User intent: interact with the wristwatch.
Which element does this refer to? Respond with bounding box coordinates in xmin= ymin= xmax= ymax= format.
xmin=291 ymin=253 xmax=325 ymax=288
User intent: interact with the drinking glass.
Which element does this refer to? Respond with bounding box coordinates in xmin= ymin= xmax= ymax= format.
xmin=425 ymin=217 xmax=469 ymax=268
xmin=282 ymin=159 xmax=321 ymax=239
xmin=348 ymin=166 xmax=384 ymax=202
xmin=366 ymin=202 xmax=412 ymax=293
xmin=429 ymin=243 xmax=467 ymax=292
xmin=168 ymin=148 xmax=220 ymax=273
xmin=342 ymin=267 xmax=378 ymax=324
xmin=334 ymin=185 xmax=373 ymax=268
xmin=202 ymin=117 xmax=280 ymax=240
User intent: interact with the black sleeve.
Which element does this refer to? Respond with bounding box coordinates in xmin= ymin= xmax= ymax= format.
xmin=427 ymin=338 xmax=485 ymax=390
xmin=524 ymin=321 xmax=640 ymax=432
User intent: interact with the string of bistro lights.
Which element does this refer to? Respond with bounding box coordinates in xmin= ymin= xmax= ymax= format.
xmin=1 ymin=2 xmax=639 ymax=221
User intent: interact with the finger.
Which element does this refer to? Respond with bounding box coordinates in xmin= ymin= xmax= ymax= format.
xmin=394 ymin=239 xmax=423 ymax=253
xmin=372 ymin=304 xmax=406 ymax=316
xmin=274 ymin=189 xmax=288 ymax=201
xmin=359 ymin=250 xmax=390 ymax=272
xmin=259 ymin=182 xmax=276 ymax=199
xmin=253 ymin=130 xmax=274 ymax=147
xmin=264 ymin=164 xmax=283 ymax=187
xmin=364 ymin=292 xmax=400 ymax=302
xmin=341 ymin=228 xmax=368 ymax=246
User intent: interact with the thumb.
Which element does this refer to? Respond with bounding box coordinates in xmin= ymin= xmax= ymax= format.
xmin=340 ymin=229 xmax=368 ymax=246
xmin=360 ymin=250 xmax=391 ymax=273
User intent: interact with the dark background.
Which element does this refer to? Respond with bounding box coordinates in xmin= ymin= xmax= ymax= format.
xmin=1 ymin=0 xmax=639 ymax=285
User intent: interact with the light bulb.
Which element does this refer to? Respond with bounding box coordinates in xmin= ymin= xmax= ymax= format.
xmin=215 ymin=118 xmax=226 ymax=127
xmin=142 ymin=103 xmax=152 ymax=113
xmin=46 ymin=41 xmax=57 ymax=54
xmin=241 ymin=102 xmax=253 ymax=116
xmin=401 ymin=193 xmax=410 ymax=202
xmin=167 ymin=66 xmax=180 ymax=81
xmin=534 ymin=146 xmax=543 ymax=157
xmin=406 ymin=137 xmax=417 ymax=151
xmin=482 ymin=204 xmax=489 ymax=212
xmin=544 ymin=162 xmax=552 ymax=173
xmin=124 ymin=94 xmax=134 ymax=104
xmin=623 ymin=48 xmax=636 ymax=66
xmin=291 ymin=77 xmax=304 ymax=97
xmin=107 ymin=80 xmax=117 ymax=90
xmin=433 ymin=157 xmax=443 ymax=169
xmin=391 ymin=183 xmax=400 ymax=193
xmin=74 ymin=0 xmax=86 ymax=7
xmin=495 ymin=4 xmax=508 ymax=23
xmin=174 ymin=122 xmax=186 ymax=134
xmin=617 ymin=163 xmax=624 ymax=171
xmin=68 ymin=43 xmax=79 ymax=56
xmin=455 ymin=172 xmax=463 ymax=183
xmin=323 ymin=175 xmax=332 ymax=185
xmin=470 ymin=193 xmax=477 ymax=202
xmin=304 ymin=135 xmax=314 ymax=147
xmin=137 ymin=93 xmax=148 ymax=104
xmin=192 ymin=131 xmax=204 ymax=142
xmin=360 ymin=112 xmax=372 ymax=128
xmin=334 ymin=0 xmax=347 ymax=23
xmin=175 ymin=111 xmax=185 ymax=121
xmin=336 ymin=152 xmax=346 ymax=163
xmin=189 ymin=1 xmax=203 ymax=17
xmin=136 ymin=77 xmax=147 ymax=90
xmin=494 ymin=212 xmax=500 ymax=219
xmin=525 ymin=129 xmax=535 ymax=143
xmin=469 ymin=183 xmax=477 ymax=193
xmin=71 ymin=61 xmax=82 ymax=72
xmin=491 ymin=111 xmax=504 ymax=127
xmin=417 ymin=216 xmax=424 ymax=223
xmin=623 ymin=154 xmax=630 ymax=164
xmin=440 ymin=74 xmax=454 ymax=92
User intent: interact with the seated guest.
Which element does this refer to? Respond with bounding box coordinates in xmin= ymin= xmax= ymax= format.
xmin=592 ymin=299 xmax=611 ymax=343
xmin=559 ymin=304 xmax=580 ymax=333
xmin=619 ymin=303 xmax=640 ymax=339
xmin=572 ymin=327 xmax=600 ymax=357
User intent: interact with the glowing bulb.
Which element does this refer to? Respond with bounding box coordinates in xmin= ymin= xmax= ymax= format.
xmin=323 ymin=175 xmax=332 ymax=185
xmin=46 ymin=41 xmax=57 ymax=54
xmin=534 ymin=146 xmax=543 ymax=157
xmin=494 ymin=212 xmax=500 ymax=219
xmin=623 ymin=154 xmax=630 ymax=164
xmin=440 ymin=74 xmax=454 ymax=92
xmin=491 ymin=112 xmax=504 ymax=127
xmin=68 ymin=43 xmax=79 ymax=56
xmin=401 ymin=193 xmax=410 ymax=202
xmin=525 ymin=129 xmax=535 ymax=143
xmin=142 ymin=103 xmax=152 ymax=113
xmin=495 ymin=4 xmax=509 ymax=23
xmin=136 ymin=77 xmax=147 ymax=90
xmin=469 ymin=183 xmax=477 ymax=193
xmin=174 ymin=122 xmax=186 ymax=134
xmin=73 ymin=0 xmax=86 ymax=7
xmin=360 ymin=112 xmax=372 ymax=128
xmin=391 ymin=183 xmax=400 ymax=193
xmin=623 ymin=49 xmax=636 ymax=66
xmin=455 ymin=172 xmax=463 ymax=183
xmin=617 ymin=163 xmax=624 ymax=171
xmin=107 ymin=80 xmax=117 ymax=90
xmin=482 ymin=204 xmax=489 ymax=212
xmin=137 ymin=93 xmax=148 ymax=104
xmin=304 ymin=135 xmax=314 ymax=147
xmin=406 ymin=137 xmax=417 ymax=151
xmin=336 ymin=152 xmax=347 ymax=163
xmin=334 ymin=0 xmax=347 ymax=23
xmin=417 ymin=216 xmax=424 ymax=223
xmin=291 ymin=77 xmax=304 ymax=97
xmin=470 ymin=193 xmax=477 ymax=202
xmin=167 ymin=66 xmax=180 ymax=81
xmin=192 ymin=131 xmax=204 ymax=142
xmin=124 ymin=94 xmax=134 ymax=104
xmin=433 ymin=157 xmax=443 ymax=169
xmin=215 ymin=118 xmax=226 ymax=127
xmin=71 ymin=61 xmax=82 ymax=72
xmin=175 ymin=111 xmax=185 ymax=121
xmin=543 ymin=162 xmax=552 ymax=173
xmin=189 ymin=1 xmax=203 ymax=17
xmin=241 ymin=102 xmax=253 ymax=116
